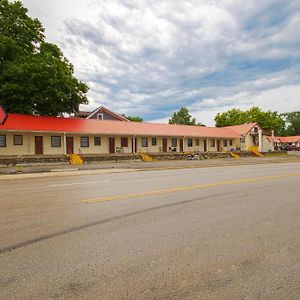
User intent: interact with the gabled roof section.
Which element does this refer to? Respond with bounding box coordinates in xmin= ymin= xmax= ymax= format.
xmin=225 ymin=123 xmax=258 ymax=135
xmin=265 ymin=136 xmax=282 ymax=143
xmin=86 ymin=106 xmax=130 ymax=122
xmin=0 ymin=113 xmax=240 ymax=138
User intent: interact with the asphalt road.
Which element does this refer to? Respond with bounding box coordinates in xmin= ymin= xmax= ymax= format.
xmin=1 ymin=162 xmax=300 ymax=299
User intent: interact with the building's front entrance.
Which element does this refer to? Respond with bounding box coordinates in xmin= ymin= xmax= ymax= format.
xmin=217 ymin=140 xmax=221 ymax=152
xmin=179 ymin=139 xmax=184 ymax=152
xmin=162 ymin=138 xmax=168 ymax=152
xmin=109 ymin=137 xmax=115 ymax=153
xmin=204 ymin=139 xmax=207 ymax=152
xmin=66 ymin=137 xmax=74 ymax=154
xmin=35 ymin=136 xmax=43 ymax=155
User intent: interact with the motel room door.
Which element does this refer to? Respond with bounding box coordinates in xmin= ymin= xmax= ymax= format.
xmin=179 ymin=139 xmax=184 ymax=152
xmin=131 ymin=137 xmax=137 ymax=153
xmin=217 ymin=140 xmax=221 ymax=152
xmin=66 ymin=137 xmax=74 ymax=154
xmin=35 ymin=136 xmax=44 ymax=155
xmin=109 ymin=137 xmax=115 ymax=153
xmin=162 ymin=138 xmax=168 ymax=152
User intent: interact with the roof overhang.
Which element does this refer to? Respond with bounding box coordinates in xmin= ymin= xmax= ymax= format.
xmin=0 ymin=129 xmax=238 ymax=139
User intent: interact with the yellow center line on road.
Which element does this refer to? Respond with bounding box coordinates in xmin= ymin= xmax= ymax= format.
xmin=82 ymin=172 xmax=300 ymax=204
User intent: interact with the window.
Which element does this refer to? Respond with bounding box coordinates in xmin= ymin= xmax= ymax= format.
xmin=171 ymin=138 xmax=177 ymax=147
xmin=223 ymin=140 xmax=228 ymax=147
xmin=0 ymin=135 xmax=6 ymax=147
xmin=51 ymin=136 xmax=61 ymax=147
xmin=210 ymin=139 xmax=215 ymax=147
xmin=254 ymin=127 xmax=258 ymax=133
xmin=195 ymin=139 xmax=200 ymax=146
xmin=94 ymin=137 xmax=101 ymax=146
xmin=97 ymin=113 xmax=103 ymax=120
xmin=152 ymin=138 xmax=157 ymax=146
xmin=188 ymin=138 xmax=193 ymax=147
xmin=80 ymin=136 xmax=89 ymax=147
xmin=229 ymin=139 xmax=233 ymax=146
xmin=141 ymin=138 xmax=148 ymax=147
xmin=14 ymin=135 xmax=23 ymax=145
xmin=121 ymin=137 xmax=128 ymax=147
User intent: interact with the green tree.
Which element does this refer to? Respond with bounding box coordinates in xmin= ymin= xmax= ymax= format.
xmin=214 ymin=108 xmax=247 ymax=127
xmin=0 ymin=0 xmax=88 ymax=116
xmin=215 ymin=106 xmax=284 ymax=134
xmin=169 ymin=107 xmax=205 ymax=126
xmin=122 ymin=114 xmax=143 ymax=122
xmin=281 ymin=112 xmax=300 ymax=136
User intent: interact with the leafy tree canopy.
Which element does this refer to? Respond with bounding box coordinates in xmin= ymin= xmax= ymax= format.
xmin=280 ymin=112 xmax=300 ymax=136
xmin=122 ymin=114 xmax=143 ymax=122
xmin=169 ymin=107 xmax=205 ymax=126
xmin=0 ymin=0 xmax=88 ymax=116
xmin=215 ymin=106 xmax=285 ymax=134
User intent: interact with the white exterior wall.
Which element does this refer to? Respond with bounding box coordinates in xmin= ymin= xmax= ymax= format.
xmin=262 ymin=137 xmax=274 ymax=152
xmin=0 ymin=132 xmax=65 ymax=156
xmin=73 ymin=135 xmax=133 ymax=154
xmin=0 ymin=131 xmax=240 ymax=156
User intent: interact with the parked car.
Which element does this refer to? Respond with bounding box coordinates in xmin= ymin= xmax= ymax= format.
xmin=280 ymin=145 xmax=300 ymax=151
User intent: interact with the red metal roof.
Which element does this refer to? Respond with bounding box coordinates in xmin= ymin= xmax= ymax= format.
xmin=225 ymin=123 xmax=257 ymax=135
xmin=265 ymin=135 xmax=300 ymax=143
xmin=280 ymin=136 xmax=300 ymax=143
xmin=0 ymin=113 xmax=241 ymax=138
xmin=265 ymin=136 xmax=282 ymax=142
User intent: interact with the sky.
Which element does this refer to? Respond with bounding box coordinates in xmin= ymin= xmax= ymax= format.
xmin=22 ymin=0 xmax=300 ymax=125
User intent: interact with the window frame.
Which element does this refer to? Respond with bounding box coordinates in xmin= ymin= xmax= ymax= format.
xmin=13 ymin=135 xmax=23 ymax=146
xmin=210 ymin=139 xmax=215 ymax=147
xmin=94 ymin=136 xmax=101 ymax=146
xmin=0 ymin=135 xmax=6 ymax=147
xmin=97 ymin=113 xmax=104 ymax=120
xmin=229 ymin=139 xmax=233 ymax=146
xmin=141 ymin=138 xmax=148 ymax=147
xmin=51 ymin=136 xmax=61 ymax=147
xmin=187 ymin=138 xmax=193 ymax=147
xmin=195 ymin=138 xmax=200 ymax=146
xmin=121 ymin=137 xmax=128 ymax=147
xmin=223 ymin=140 xmax=228 ymax=147
xmin=151 ymin=138 xmax=157 ymax=146
xmin=80 ymin=136 xmax=90 ymax=147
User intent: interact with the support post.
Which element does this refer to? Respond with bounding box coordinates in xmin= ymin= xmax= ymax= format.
xmin=63 ymin=132 xmax=67 ymax=155
xmin=258 ymin=129 xmax=263 ymax=152
xmin=271 ymin=130 xmax=275 ymax=152
xmin=133 ymin=135 xmax=136 ymax=154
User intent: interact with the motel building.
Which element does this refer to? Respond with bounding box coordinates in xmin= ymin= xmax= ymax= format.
xmin=265 ymin=136 xmax=300 ymax=149
xmin=0 ymin=106 xmax=275 ymax=157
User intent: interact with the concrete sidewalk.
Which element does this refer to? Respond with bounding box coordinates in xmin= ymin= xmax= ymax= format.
xmin=1 ymin=154 xmax=300 ymax=178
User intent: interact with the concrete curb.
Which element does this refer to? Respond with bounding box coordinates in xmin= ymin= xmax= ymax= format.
xmin=0 ymin=168 xmax=138 ymax=180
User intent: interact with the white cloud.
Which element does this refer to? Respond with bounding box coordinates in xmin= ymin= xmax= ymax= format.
xmin=21 ymin=0 xmax=300 ymax=123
